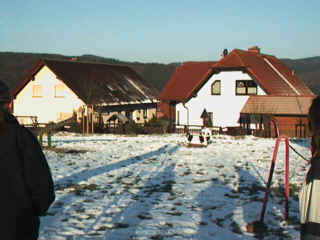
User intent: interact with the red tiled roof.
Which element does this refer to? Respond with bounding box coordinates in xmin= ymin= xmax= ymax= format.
xmin=241 ymin=95 xmax=315 ymax=115
xmin=14 ymin=59 xmax=158 ymax=105
xmin=159 ymin=61 xmax=216 ymax=101
xmin=160 ymin=48 xmax=314 ymax=102
xmin=215 ymin=49 xmax=314 ymax=96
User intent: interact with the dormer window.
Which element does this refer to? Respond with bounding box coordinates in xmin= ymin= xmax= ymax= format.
xmin=236 ymin=80 xmax=257 ymax=95
xmin=211 ymin=80 xmax=221 ymax=95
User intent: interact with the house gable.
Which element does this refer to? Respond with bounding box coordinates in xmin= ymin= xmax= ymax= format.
xmin=14 ymin=65 xmax=85 ymax=124
xmin=212 ymin=49 xmax=314 ymax=96
xmin=161 ymin=48 xmax=314 ymax=104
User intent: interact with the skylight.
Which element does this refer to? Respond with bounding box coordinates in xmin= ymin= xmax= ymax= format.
xmin=125 ymin=76 xmax=147 ymax=97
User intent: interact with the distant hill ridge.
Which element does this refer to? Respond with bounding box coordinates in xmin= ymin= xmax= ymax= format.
xmin=0 ymin=52 xmax=319 ymax=95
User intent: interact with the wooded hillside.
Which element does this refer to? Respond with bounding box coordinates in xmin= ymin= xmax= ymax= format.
xmin=0 ymin=52 xmax=178 ymax=95
xmin=0 ymin=52 xmax=319 ymax=95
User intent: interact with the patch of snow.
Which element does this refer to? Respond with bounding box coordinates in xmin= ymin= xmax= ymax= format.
xmin=39 ymin=133 xmax=310 ymax=239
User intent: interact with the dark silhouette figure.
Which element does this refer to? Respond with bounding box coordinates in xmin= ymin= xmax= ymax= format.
xmin=300 ymin=95 xmax=320 ymax=240
xmin=0 ymin=80 xmax=55 ymax=239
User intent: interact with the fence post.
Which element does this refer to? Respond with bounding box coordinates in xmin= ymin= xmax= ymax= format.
xmin=39 ymin=132 xmax=43 ymax=146
xmin=47 ymin=132 xmax=52 ymax=148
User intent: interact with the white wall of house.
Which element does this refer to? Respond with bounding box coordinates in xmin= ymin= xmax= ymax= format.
xmin=13 ymin=66 xmax=85 ymax=124
xmin=175 ymin=71 xmax=266 ymax=127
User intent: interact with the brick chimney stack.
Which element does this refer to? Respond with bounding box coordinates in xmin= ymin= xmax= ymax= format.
xmin=248 ymin=46 xmax=260 ymax=54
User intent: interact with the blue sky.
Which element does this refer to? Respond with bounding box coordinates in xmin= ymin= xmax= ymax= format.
xmin=1 ymin=0 xmax=319 ymax=63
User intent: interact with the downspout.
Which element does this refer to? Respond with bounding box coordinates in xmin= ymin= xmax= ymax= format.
xmin=182 ymin=102 xmax=190 ymax=126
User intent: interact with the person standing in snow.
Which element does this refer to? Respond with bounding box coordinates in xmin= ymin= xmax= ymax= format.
xmin=300 ymin=96 xmax=320 ymax=240
xmin=0 ymin=80 xmax=55 ymax=239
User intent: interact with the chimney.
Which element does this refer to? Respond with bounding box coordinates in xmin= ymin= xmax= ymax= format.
xmin=248 ymin=46 xmax=260 ymax=54
xmin=71 ymin=57 xmax=78 ymax=61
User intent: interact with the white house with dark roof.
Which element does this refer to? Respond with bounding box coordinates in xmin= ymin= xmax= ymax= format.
xmin=13 ymin=59 xmax=158 ymax=126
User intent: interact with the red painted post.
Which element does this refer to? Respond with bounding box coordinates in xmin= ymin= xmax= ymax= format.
xmin=259 ymin=135 xmax=290 ymax=223
xmin=284 ymin=137 xmax=290 ymax=220
xmin=260 ymin=136 xmax=281 ymax=222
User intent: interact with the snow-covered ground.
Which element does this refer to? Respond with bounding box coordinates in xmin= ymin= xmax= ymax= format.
xmin=39 ymin=133 xmax=310 ymax=240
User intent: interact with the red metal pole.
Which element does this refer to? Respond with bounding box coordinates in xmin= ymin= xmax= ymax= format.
xmin=259 ymin=135 xmax=290 ymax=223
xmin=284 ymin=137 xmax=290 ymax=220
xmin=260 ymin=136 xmax=281 ymax=222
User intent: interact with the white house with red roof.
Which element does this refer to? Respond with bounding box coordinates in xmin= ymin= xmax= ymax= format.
xmin=159 ymin=46 xmax=315 ymax=137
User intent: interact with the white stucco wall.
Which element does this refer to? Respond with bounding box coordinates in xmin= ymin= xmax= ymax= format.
xmin=176 ymin=71 xmax=266 ymax=127
xmin=13 ymin=66 xmax=85 ymax=124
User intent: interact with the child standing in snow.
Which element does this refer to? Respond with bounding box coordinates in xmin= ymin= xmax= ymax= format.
xmin=300 ymin=96 xmax=320 ymax=240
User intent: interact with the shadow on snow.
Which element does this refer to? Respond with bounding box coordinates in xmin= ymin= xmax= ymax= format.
xmin=55 ymin=144 xmax=174 ymax=188
xmin=193 ymin=165 xmax=298 ymax=239
xmin=42 ymin=144 xmax=180 ymax=239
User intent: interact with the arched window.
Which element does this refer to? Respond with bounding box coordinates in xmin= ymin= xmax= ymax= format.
xmin=211 ymin=80 xmax=221 ymax=95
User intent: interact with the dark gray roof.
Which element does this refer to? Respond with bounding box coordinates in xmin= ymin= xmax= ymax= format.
xmin=15 ymin=59 xmax=158 ymax=105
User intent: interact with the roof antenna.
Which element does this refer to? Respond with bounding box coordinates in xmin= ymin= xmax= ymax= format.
xmin=222 ymin=49 xmax=228 ymax=57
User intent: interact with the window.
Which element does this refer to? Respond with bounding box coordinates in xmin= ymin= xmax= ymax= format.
xmin=211 ymin=80 xmax=221 ymax=95
xmin=236 ymin=80 xmax=257 ymax=95
xmin=32 ymin=85 xmax=43 ymax=97
xmin=54 ymin=84 xmax=65 ymax=98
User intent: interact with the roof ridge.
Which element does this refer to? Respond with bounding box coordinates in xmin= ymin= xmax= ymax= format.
xmin=183 ymin=61 xmax=217 ymax=65
xmin=43 ymin=58 xmax=131 ymax=68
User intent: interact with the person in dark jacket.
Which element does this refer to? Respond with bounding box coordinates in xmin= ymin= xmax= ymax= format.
xmin=300 ymin=96 xmax=320 ymax=240
xmin=0 ymin=80 xmax=55 ymax=239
